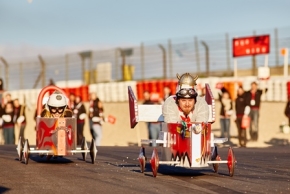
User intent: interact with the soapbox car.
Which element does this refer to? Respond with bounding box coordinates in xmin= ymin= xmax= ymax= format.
xmin=128 ymin=84 xmax=236 ymax=177
xmin=16 ymin=85 xmax=97 ymax=164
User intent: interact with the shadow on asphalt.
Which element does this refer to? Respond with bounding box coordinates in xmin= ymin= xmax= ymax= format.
xmin=140 ymin=163 xmax=220 ymax=177
xmin=0 ymin=186 xmax=10 ymax=194
xmin=28 ymin=155 xmax=74 ymax=164
xmin=264 ymin=138 xmax=289 ymax=146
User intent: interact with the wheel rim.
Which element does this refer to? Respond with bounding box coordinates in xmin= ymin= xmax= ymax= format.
xmin=227 ymin=148 xmax=235 ymax=177
xmin=139 ymin=156 xmax=145 ymax=173
xmin=213 ymin=155 xmax=221 ymax=173
xmin=150 ymin=148 xmax=159 ymax=177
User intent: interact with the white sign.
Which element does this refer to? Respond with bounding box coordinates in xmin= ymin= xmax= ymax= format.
xmin=96 ymin=62 xmax=112 ymax=82
xmin=258 ymin=66 xmax=270 ymax=80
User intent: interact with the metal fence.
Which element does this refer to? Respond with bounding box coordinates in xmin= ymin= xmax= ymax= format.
xmin=1 ymin=26 xmax=290 ymax=91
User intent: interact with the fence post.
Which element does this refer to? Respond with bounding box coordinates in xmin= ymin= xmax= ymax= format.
xmin=194 ymin=37 xmax=200 ymax=74
xmin=158 ymin=44 xmax=167 ymax=79
xmin=65 ymin=54 xmax=69 ymax=88
xmin=226 ymin=33 xmax=231 ymax=72
xmin=140 ymin=43 xmax=145 ymax=80
xmin=0 ymin=57 xmax=9 ymax=90
xmin=168 ymin=39 xmax=173 ymax=78
xmin=275 ymin=28 xmax=279 ymax=66
xmin=20 ymin=62 xmax=23 ymax=90
xmin=79 ymin=51 xmax=92 ymax=84
xmin=38 ymin=55 xmax=46 ymax=87
xmin=201 ymin=41 xmax=210 ymax=77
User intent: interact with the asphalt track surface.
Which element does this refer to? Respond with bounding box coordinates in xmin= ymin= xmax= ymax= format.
xmin=0 ymin=145 xmax=290 ymax=194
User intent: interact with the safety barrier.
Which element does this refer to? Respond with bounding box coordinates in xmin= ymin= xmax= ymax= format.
xmin=136 ymin=80 xmax=178 ymax=101
xmin=59 ymin=85 xmax=89 ymax=102
xmin=3 ymin=76 xmax=290 ymax=106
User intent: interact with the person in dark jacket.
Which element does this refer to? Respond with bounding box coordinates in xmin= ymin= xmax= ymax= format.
xmin=244 ymin=81 xmax=267 ymax=141
xmin=13 ymin=99 xmax=27 ymax=140
xmin=284 ymin=97 xmax=290 ymax=126
xmin=0 ymin=78 xmax=4 ymax=104
xmin=235 ymin=87 xmax=248 ymax=147
xmin=73 ymin=95 xmax=87 ymax=145
xmin=68 ymin=93 xmax=76 ymax=110
xmin=88 ymin=92 xmax=104 ymax=146
xmin=2 ymin=102 xmax=15 ymax=144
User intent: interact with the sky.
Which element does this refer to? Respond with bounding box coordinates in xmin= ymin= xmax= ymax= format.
xmin=1 ymin=0 xmax=290 ymax=60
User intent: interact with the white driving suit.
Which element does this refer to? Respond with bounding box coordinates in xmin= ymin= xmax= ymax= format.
xmin=162 ymin=95 xmax=209 ymax=123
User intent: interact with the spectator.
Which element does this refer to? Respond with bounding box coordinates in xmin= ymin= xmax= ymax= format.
xmin=218 ymin=88 xmax=233 ymax=141
xmin=162 ymin=73 xmax=209 ymax=123
xmin=234 ymin=86 xmax=248 ymax=147
xmin=48 ymin=78 xmax=55 ymax=86
xmin=244 ymin=81 xmax=267 ymax=141
xmin=34 ymin=97 xmax=48 ymax=131
xmin=0 ymin=88 xmax=4 ymax=144
xmin=284 ymin=97 xmax=290 ymax=127
xmin=88 ymin=92 xmax=104 ymax=146
xmin=143 ymin=90 xmax=162 ymax=147
xmin=2 ymin=102 xmax=15 ymax=144
xmin=13 ymin=99 xmax=27 ymax=141
xmin=0 ymin=78 xmax=4 ymax=104
xmin=1 ymin=92 xmax=13 ymax=144
xmin=3 ymin=93 xmax=13 ymax=108
xmin=163 ymin=86 xmax=172 ymax=101
xmin=73 ymin=95 xmax=87 ymax=145
xmin=0 ymin=106 xmax=3 ymax=145
xmin=68 ymin=93 xmax=76 ymax=110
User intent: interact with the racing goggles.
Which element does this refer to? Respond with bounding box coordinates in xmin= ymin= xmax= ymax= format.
xmin=48 ymin=105 xmax=66 ymax=114
xmin=177 ymin=88 xmax=197 ymax=98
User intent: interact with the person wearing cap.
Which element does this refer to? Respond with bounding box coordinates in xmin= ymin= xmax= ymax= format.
xmin=162 ymin=73 xmax=209 ymax=124
xmin=41 ymin=91 xmax=72 ymax=118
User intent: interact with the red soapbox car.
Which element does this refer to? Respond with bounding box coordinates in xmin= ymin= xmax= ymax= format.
xmin=16 ymin=85 xmax=97 ymax=164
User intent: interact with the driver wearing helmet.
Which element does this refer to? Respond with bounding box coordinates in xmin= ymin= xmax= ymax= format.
xmin=162 ymin=73 xmax=209 ymax=123
xmin=41 ymin=91 xmax=73 ymax=118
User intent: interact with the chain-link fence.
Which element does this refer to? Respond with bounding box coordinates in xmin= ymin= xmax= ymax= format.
xmin=1 ymin=26 xmax=290 ymax=91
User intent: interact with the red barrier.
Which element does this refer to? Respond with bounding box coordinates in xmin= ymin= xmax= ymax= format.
xmin=143 ymin=81 xmax=150 ymax=93
xmin=75 ymin=87 xmax=81 ymax=97
xmin=81 ymin=85 xmax=89 ymax=101
xmin=156 ymin=81 xmax=164 ymax=99
xmin=59 ymin=85 xmax=90 ymax=102
xmin=169 ymin=80 xmax=178 ymax=94
xmin=136 ymin=82 xmax=144 ymax=101
xmin=136 ymin=80 xmax=178 ymax=101
xmin=68 ymin=88 xmax=75 ymax=96
xmin=287 ymin=81 xmax=290 ymax=100
xmin=148 ymin=81 xmax=157 ymax=93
